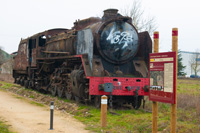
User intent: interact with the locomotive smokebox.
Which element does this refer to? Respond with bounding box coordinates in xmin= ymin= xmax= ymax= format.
xmin=96 ymin=10 xmax=140 ymax=64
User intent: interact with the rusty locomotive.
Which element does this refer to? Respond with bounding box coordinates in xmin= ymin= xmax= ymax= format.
xmin=13 ymin=9 xmax=152 ymax=109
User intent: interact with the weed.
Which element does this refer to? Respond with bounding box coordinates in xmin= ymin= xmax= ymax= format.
xmin=29 ymin=101 xmax=44 ymax=107
xmin=177 ymin=94 xmax=200 ymax=109
xmin=160 ymin=103 xmax=170 ymax=111
xmin=63 ymin=99 xmax=70 ymax=103
xmin=0 ymin=120 xmax=15 ymax=133
xmin=0 ymin=82 xmax=14 ymax=89
xmin=177 ymin=79 xmax=200 ymax=95
xmin=14 ymin=96 xmax=24 ymax=100
xmin=29 ymin=95 xmax=34 ymax=98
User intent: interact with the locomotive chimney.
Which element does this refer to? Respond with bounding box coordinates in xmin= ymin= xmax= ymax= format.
xmin=102 ymin=9 xmax=119 ymax=21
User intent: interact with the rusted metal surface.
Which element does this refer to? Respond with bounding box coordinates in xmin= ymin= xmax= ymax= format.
xmin=46 ymin=28 xmax=68 ymax=39
xmin=77 ymin=28 xmax=93 ymax=69
xmin=80 ymin=54 xmax=92 ymax=77
xmin=92 ymin=57 xmax=104 ymax=76
xmin=42 ymin=51 xmax=70 ymax=54
xmin=14 ymin=40 xmax=28 ymax=71
xmin=31 ymin=49 xmax=37 ymax=67
xmin=73 ymin=17 xmax=101 ymax=30
xmin=37 ymin=29 xmax=68 ymax=58
xmin=45 ymin=30 xmax=76 ymax=57
xmin=102 ymin=9 xmax=118 ymax=21
xmin=136 ymin=31 xmax=152 ymax=67
xmin=133 ymin=60 xmax=148 ymax=77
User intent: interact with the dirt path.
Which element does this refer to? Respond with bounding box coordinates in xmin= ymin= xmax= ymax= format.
xmin=0 ymin=90 xmax=89 ymax=133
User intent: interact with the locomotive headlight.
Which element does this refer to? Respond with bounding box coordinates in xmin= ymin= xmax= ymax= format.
xmin=98 ymin=21 xmax=139 ymax=64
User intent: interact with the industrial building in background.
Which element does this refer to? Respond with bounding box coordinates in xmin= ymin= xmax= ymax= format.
xmin=179 ymin=51 xmax=200 ymax=77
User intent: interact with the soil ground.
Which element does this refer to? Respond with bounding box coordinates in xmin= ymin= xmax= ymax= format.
xmin=0 ymin=90 xmax=89 ymax=133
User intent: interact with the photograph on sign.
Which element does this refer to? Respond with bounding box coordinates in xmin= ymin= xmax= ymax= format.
xmin=150 ymin=71 xmax=164 ymax=91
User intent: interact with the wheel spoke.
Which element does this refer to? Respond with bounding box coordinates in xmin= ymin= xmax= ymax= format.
xmin=57 ymin=86 xmax=64 ymax=98
xmin=65 ymin=78 xmax=72 ymax=100
xmin=51 ymin=85 xmax=57 ymax=96
xmin=94 ymin=96 xmax=101 ymax=108
xmin=132 ymin=96 xmax=142 ymax=109
xmin=75 ymin=96 xmax=80 ymax=103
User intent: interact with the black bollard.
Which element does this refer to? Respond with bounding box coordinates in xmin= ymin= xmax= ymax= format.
xmin=49 ymin=101 xmax=54 ymax=130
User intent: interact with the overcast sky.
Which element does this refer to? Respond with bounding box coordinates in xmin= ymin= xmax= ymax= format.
xmin=0 ymin=0 xmax=199 ymax=53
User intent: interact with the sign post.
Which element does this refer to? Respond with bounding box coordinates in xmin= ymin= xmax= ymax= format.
xmin=152 ymin=31 xmax=159 ymax=133
xmin=149 ymin=28 xmax=178 ymax=133
xmin=171 ymin=28 xmax=178 ymax=133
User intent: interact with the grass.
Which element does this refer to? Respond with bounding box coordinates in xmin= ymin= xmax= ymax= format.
xmin=0 ymin=81 xmax=20 ymax=89
xmin=177 ymin=79 xmax=200 ymax=95
xmin=0 ymin=120 xmax=15 ymax=133
xmin=29 ymin=101 xmax=45 ymax=107
xmin=0 ymin=81 xmax=45 ymax=108
xmin=72 ymin=79 xmax=200 ymax=132
xmin=74 ymin=106 xmax=154 ymax=132
xmin=14 ymin=95 xmax=45 ymax=107
xmin=73 ymin=103 xmax=200 ymax=132
xmin=0 ymin=79 xmax=200 ymax=132
xmin=14 ymin=96 xmax=24 ymax=100
xmin=29 ymin=95 xmax=34 ymax=98
xmin=58 ymin=97 xmax=70 ymax=103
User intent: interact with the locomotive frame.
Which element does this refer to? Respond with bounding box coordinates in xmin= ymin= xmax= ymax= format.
xmin=13 ymin=9 xmax=152 ymax=109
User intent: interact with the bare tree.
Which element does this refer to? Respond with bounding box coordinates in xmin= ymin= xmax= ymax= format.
xmin=189 ymin=50 xmax=200 ymax=77
xmin=121 ymin=0 xmax=157 ymax=36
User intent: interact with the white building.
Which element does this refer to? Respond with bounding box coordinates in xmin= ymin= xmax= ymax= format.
xmin=180 ymin=51 xmax=200 ymax=77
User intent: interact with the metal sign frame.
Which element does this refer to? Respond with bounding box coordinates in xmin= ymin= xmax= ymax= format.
xmin=149 ymin=52 xmax=176 ymax=104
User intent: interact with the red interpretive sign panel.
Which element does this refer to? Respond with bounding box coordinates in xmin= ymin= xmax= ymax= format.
xmin=149 ymin=52 xmax=176 ymax=104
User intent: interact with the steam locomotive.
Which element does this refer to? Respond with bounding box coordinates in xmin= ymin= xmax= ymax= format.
xmin=13 ymin=9 xmax=152 ymax=109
